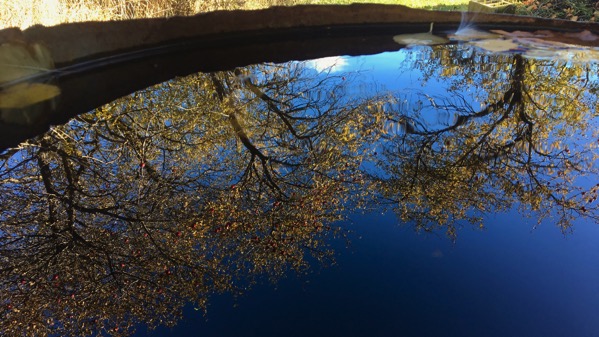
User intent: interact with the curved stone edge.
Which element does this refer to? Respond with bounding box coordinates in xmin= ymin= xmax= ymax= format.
xmin=1 ymin=4 xmax=598 ymax=152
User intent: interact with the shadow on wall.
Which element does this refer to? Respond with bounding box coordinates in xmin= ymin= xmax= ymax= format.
xmin=0 ymin=4 xmax=598 ymax=151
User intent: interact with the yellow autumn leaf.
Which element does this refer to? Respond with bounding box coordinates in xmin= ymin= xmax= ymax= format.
xmin=0 ymin=82 xmax=60 ymax=109
xmin=0 ymin=42 xmax=54 ymax=84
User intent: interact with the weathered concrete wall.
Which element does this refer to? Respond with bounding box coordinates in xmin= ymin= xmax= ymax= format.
xmin=3 ymin=4 xmax=598 ymax=64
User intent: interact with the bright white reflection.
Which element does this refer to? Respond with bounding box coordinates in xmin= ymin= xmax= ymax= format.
xmin=306 ymin=56 xmax=349 ymax=73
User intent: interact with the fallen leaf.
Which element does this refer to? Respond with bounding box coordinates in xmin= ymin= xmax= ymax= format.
xmin=449 ymin=27 xmax=500 ymax=41
xmin=470 ymin=38 xmax=519 ymax=53
xmin=490 ymin=29 xmax=555 ymax=39
xmin=564 ymin=30 xmax=599 ymax=42
xmin=393 ymin=23 xmax=448 ymax=46
xmin=0 ymin=42 xmax=54 ymax=84
xmin=393 ymin=33 xmax=448 ymax=46
xmin=0 ymin=82 xmax=60 ymax=109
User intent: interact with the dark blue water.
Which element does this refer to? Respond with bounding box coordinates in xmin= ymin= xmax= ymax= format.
xmin=4 ymin=31 xmax=599 ymax=337
xmin=141 ymin=209 xmax=599 ymax=337
xmin=126 ymin=42 xmax=599 ymax=337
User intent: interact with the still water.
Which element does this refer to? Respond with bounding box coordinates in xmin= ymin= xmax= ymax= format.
xmin=2 ymin=28 xmax=599 ymax=337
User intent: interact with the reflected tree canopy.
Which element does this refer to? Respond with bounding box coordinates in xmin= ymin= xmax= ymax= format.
xmin=0 ymin=62 xmax=378 ymax=336
xmin=373 ymin=46 xmax=599 ymax=237
xmin=1 ymin=45 xmax=599 ymax=336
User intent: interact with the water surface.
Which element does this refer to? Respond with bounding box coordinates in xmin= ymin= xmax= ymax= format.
xmin=2 ymin=32 xmax=599 ymax=337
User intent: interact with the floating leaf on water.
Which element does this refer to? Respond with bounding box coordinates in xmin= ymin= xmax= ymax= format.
xmin=564 ymin=30 xmax=599 ymax=42
xmin=490 ymin=29 xmax=554 ymax=39
xmin=470 ymin=38 xmax=519 ymax=53
xmin=393 ymin=33 xmax=448 ymax=46
xmin=393 ymin=23 xmax=449 ymax=46
xmin=0 ymin=82 xmax=60 ymax=109
xmin=514 ymin=37 xmax=572 ymax=50
xmin=0 ymin=42 xmax=54 ymax=84
xmin=449 ymin=27 xmax=500 ymax=42
xmin=491 ymin=29 xmax=599 ymax=47
xmin=522 ymin=48 xmax=561 ymax=60
xmin=0 ymin=41 xmax=58 ymax=125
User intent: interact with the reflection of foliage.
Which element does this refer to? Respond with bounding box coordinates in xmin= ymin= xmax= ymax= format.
xmin=0 ymin=62 xmax=380 ymax=336
xmin=374 ymin=47 xmax=599 ymax=238
xmin=2 ymin=46 xmax=599 ymax=336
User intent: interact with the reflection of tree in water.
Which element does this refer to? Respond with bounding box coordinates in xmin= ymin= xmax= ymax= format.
xmin=0 ymin=63 xmax=381 ymax=336
xmin=374 ymin=46 xmax=599 ymax=238
xmin=2 ymin=50 xmax=599 ymax=336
